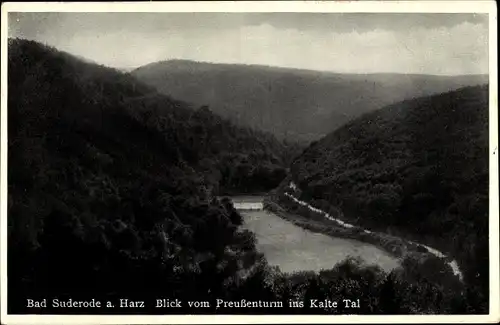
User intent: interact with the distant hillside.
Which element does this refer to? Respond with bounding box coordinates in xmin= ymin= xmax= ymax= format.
xmin=288 ymin=85 xmax=489 ymax=310
xmin=132 ymin=60 xmax=488 ymax=143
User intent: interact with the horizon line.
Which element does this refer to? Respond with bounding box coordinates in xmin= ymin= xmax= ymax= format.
xmin=9 ymin=37 xmax=490 ymax=78
xmin=128 ymin=58 xmax=490 ymax=77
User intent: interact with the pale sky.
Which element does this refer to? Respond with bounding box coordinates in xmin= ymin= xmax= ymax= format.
xmin=9 ymin=12 xmax=489 ymax=75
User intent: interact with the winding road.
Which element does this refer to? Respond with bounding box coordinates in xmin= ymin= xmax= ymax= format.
xmin=282 ymin=181 xmax=464 ymax=281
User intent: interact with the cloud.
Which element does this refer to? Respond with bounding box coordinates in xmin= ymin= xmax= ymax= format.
xmin=211 ymin=21 xmax=488 ymax=75
xmin=9 ymin=13 xmax=489 ymax=75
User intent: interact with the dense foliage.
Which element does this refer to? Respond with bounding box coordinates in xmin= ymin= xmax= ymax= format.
xmin=7 ymin=39 xmax=293 ymax=313
xmin=289 ymin=85 xmax=490 ymax=313
xmin=133 ymin=59 xmax=487 ymax=143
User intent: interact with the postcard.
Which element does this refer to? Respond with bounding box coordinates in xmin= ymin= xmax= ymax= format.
xmin=1 ymin=1 xmax=498 ymax=324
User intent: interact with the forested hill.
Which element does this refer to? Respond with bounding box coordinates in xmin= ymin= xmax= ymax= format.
xmin=289 ymin=85 xmax=489 ymax=307
xmin=7 ymin=39 xmax=293 ymax=312
xmin=9 ymin=39 xmax=298 ymax=195
xmin=132 ymin=60 xmax=488 ymax=143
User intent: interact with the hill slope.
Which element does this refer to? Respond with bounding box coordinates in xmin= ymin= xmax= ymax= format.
xmin=288 ymin=85 xmax=489 ymax=309
xmin=132 ymin=60 xmax=488 ymax=143
xmin=7 ymin=39 xmax=295 ymax=312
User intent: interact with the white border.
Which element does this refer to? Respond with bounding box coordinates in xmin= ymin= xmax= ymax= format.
xmin=1 ymin=1 xmax=498 ymax=324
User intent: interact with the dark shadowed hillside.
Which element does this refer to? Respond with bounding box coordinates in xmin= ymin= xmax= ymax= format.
xmin=288 ymin=85 xmax=489 ymax=311
xmin=132 ymin=60 xmax=488 ymax=143
xmin=7 ymin=38 xmax=295 ymax=312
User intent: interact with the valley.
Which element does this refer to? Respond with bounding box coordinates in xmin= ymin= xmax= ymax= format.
xmin=6 ymin=38 xmax=491 ymax=315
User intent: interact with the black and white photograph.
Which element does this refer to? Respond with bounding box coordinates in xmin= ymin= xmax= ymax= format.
xmin=1 ymin=1 xmax=498 ymax=324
